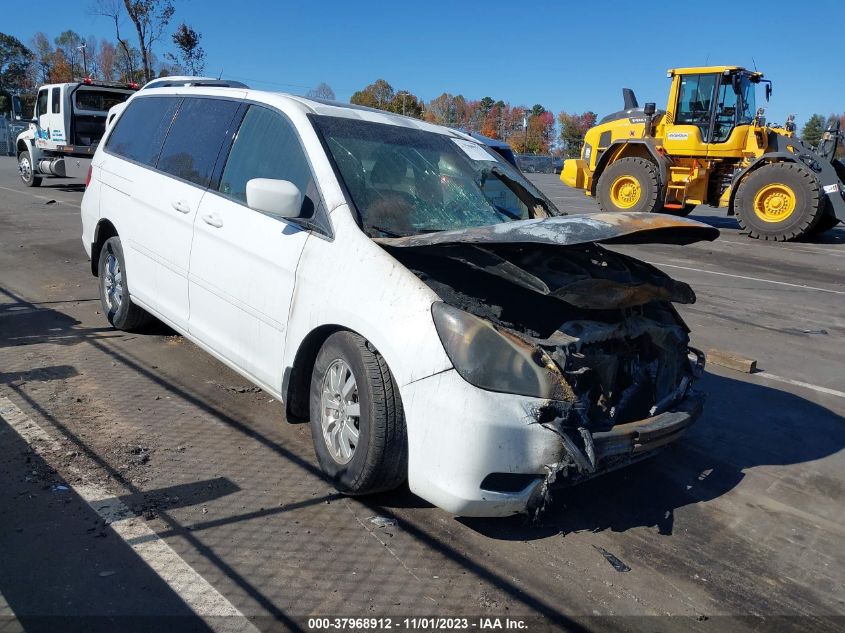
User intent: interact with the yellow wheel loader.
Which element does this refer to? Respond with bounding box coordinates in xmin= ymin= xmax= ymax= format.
xmin=561 ymin=66 xmax=845 ymax=240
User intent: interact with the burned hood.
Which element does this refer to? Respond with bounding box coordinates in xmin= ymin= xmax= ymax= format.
xmin=373 ymin=212 xmax=719 ymax=248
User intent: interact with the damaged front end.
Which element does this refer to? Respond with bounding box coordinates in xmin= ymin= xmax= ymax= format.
xmin=378 ymin=213 xmax=715 ymax=514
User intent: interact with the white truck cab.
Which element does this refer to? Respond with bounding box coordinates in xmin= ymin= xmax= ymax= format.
xmin=16 ymin=79 xmax=138 ymax=186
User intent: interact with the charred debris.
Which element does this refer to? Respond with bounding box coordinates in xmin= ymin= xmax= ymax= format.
xmin=376 ymin=213 xmax=716 ymax=501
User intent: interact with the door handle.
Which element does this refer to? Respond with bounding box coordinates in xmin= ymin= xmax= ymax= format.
xmin=201 ymin=213 xmax=223 ymax=228
xmin=171 ymin=199 xmax=191 ymax=214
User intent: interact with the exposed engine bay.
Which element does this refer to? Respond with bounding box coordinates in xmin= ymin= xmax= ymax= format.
xmin=376 ymin=213 xmax=715 ymax=505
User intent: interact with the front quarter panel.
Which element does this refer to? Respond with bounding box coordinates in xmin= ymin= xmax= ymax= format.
xmin=284 ymin=207 xmax=451 ymax=389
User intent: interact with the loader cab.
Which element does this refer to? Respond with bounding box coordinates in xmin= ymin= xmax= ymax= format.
xmin=663 ymin=66 xmax=764 ymax=157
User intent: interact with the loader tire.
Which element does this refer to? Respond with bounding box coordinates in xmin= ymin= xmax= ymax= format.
xmin=597 ymin=157 xmax=661 ymax=214
xmin=807 ymin=201 xmax=840 ymax=235
xmin=735 ymin=162 xmax=824 ymax=241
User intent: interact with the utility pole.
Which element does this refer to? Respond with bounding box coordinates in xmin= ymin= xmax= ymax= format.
xmin=78 ymin=44 xmax=88 ymax=77
xmin=397 ymin=91 xmax=409 ymax=116
xmin=523 ymin=114 xmax=528 ymax=153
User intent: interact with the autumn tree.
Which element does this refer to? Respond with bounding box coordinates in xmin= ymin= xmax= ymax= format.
xmin=54 ymin=30 xmax=84 ymax=79
xmin=387 ymin=91 xmax=423 ymax=118
xmin=168 ymin=22 xmax=205 ymax=75
xmin=350 ymin=79 xmax=395 ymax=109
xmin=118 ymin=0 xmax=175 ymax=82
xmin=97 ymin=40 xmax=117 ymax=80
xmin=0 ymin=33 xmax=34 ymax=91
xmin=30 ymin=32 xmax=54 ymax=84
xmin=558 ymin=111 xmax=597 ymax=158
xmin=93 ymin=0 xmax=137 ymax=80
xmin=307 ymin=82 xmax=335 ymax=100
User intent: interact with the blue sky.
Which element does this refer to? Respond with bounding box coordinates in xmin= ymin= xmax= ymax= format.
xmin=5 ymin=0 xmax=842 ymax=129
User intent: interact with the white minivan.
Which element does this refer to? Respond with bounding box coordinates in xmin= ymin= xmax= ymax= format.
xmin=81 ymin=87 xmax=718 ymax=517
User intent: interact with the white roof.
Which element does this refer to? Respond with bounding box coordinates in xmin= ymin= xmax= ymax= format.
xmin=134 ymin=86 xmax=470 ymax=139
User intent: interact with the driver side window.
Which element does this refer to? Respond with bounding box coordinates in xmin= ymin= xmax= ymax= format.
xmin=36 ymin=90 xmax=48 ymax=118
xmin=675 ymin=74 xmax=717 ymax=140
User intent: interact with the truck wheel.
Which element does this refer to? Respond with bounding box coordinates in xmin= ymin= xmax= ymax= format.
xmin=735 ymin=163 xmax=824 ymax=241
xmin=597 ymin=157 xmax=661 ymax=214
xmin=807 ymin=201 xmax=840 ymax=235
xmin=97 ymin=237 xmax=154 ymax=331
xmin=309 ymin=332 xmax=407 ymax=495
xmin=18 ymin=151 xmax=42 ymax=187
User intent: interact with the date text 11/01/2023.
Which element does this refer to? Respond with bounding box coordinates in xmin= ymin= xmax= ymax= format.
xmin=306 ymin=617 xmax=529 ymax=630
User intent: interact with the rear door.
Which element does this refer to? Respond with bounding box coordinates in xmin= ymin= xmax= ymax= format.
xmin=662 ymin=73 xmax=717 ymax=156
xmin=128 ymin=96 xmax=242 ymax=330
xmin=188 ymin=104 xmax=315 ymax=390
xmin=101 ymin=96 xmax=182 ymax=315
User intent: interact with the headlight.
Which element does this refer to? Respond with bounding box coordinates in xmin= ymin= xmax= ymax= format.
xmin=431 ymin=302 xmax=561 ymax=399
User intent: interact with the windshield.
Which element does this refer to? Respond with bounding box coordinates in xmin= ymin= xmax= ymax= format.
xmin=313 ymin=116 xmax=561 ymax=237
xmin=74 ymin=89 xmax=130 ymax=113
xmin=738 ymin=74 xmax=756 ymax=125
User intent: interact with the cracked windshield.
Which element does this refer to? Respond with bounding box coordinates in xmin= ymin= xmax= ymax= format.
xmin=314 ymin=116 xmax=561 ymax=236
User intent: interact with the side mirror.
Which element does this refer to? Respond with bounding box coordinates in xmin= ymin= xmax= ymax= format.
xmin=246 ymin=178 xmax=303 ymax=218
xmin=644 ymin=102 xmax=656 ymax=116
xmin=765 ymin=83 xmax=772 ymax=102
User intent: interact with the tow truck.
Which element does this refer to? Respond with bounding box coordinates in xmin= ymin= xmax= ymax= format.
xmin=15 ymin=78 xmax=138 ymax=187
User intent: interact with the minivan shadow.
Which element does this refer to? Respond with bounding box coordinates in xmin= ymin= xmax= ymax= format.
xmin=459 ymin=370 xmax=845 ymax=540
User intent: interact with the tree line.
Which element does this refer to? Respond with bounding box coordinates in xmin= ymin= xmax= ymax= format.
xmin=0 ymin=1 xmax=205 ymax=113
xmin=349 ymin=78 xmax=596 ymax=157
xmin=801 ymin=114 xmax=845 ymax=158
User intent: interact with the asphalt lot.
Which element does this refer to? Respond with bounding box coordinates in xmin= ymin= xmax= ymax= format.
xmin=0 ymin=158 xmax=843 ymax=632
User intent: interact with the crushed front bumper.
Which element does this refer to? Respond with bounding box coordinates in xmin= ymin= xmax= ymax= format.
xmin=402 ymin=368 xmax=705 ymax=518
xmin=528 ymin=390 xmax=706 ymax=514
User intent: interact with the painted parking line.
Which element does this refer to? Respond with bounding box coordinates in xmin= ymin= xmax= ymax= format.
xmin=0 ymin=394 xmax=260 ymax=633
xmin=648 ymin=262 xmax=845 ymax=296
xmin=753 ymin=373 xmax=845 ymax=399
xmin=0 ymin=185 xmax=81 ymax=207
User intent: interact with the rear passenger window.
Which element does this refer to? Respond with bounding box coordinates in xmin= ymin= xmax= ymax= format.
xmin=157 ymin=98 xmax=240 ymax=187
xmin=218 ymin=105 xmax=315 ymax=208
xmin=51 ymin=87 xmax=61 ymax=114
xmin=106 ymin=96 xmax=180 ymax=166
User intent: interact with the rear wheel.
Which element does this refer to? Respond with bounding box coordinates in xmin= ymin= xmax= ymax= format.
xmin=597 ymin=157 xmax=661 ymax=214
xmin=97 ymin=237 xmax=154 ymax=331
xmin=18 ymin=151 xmax=42 ymax=187
xmin=735 ymin=162 xmax=824 ymax=240
xmin=309 ymin=332 xmax=407 ymax=495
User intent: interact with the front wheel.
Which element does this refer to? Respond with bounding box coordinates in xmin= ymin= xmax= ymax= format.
xmin=734 ymin=162 xmax=824 ymax=240
xmin=309 ymin=332 xmax=407 ymax=495
xmin=18 ymin=151 xmax=42 ymax=187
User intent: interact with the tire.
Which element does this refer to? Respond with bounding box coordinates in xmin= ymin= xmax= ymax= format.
xmin=18 ymin=151 xmax=42 ymax=187
xmin=309 ymin=331 xmax=407 ymax=495
xmin=807 ymin=203 xmax=841 ymax=235
xmin=97 ymin=236 xmax=154 ymax=331
xmin=596 ymin=157 xmax=661 ymax=214
xmin=661 ymin=203 xmax=696 ymax=216
xmin=734 ymin=162 xmax=824 ymax=241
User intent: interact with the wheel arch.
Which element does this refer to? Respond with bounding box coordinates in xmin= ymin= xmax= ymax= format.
xmin=591 ymin=139 xmax=668 ymax=196
xmin=16 ymin=138 xmax=31 ymax=156
xmin=90 ymin=219 xmax=119 ymax=277
xmin=284 ymin=324 xmax=351 ymax=423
